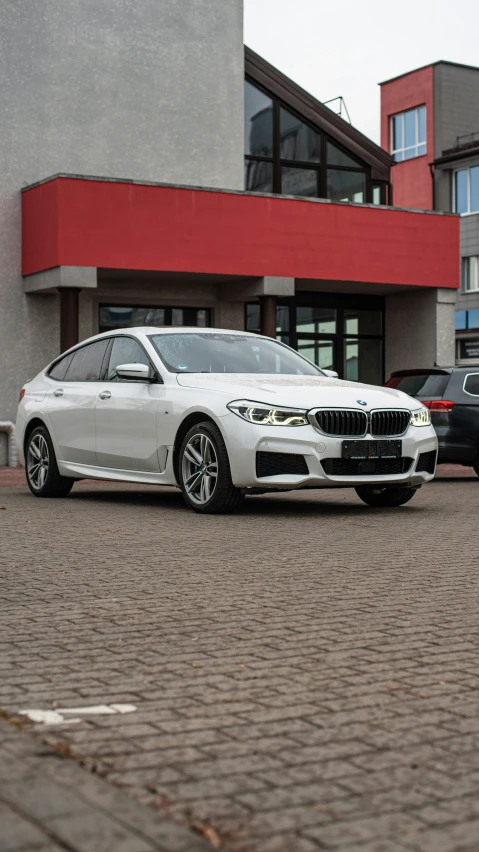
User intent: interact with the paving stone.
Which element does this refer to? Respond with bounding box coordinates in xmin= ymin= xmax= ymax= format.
xmin=1 ymin=476 xmax=479 ymax=851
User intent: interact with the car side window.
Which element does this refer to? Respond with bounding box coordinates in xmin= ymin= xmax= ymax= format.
xmin=48 ymin=352 xmax=74 ymax=381
xmin=64 ymin=340 xmax=110 ymax=382
xmin=464 ymin=373 xmax=479 ymax=397
xmin=107 ymin=337 xmax=152 ymax=381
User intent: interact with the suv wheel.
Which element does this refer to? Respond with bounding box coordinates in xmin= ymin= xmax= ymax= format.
xmin=355 ymin=485 xmax=420 ymax=507
xmin=26 ymin=426 xmax=74 ymax=498
xmin=178 ymin=422 xmax=244 ymax=514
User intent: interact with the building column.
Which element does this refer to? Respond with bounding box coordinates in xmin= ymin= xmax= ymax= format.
xmin=259 ymin=295 xmax=277 ymax=338
xmin=59 ymin=288 xmax=81 ymax=352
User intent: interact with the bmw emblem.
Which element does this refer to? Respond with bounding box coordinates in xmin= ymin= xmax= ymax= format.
xmin=357 ymin=400 xmax=367 ymax=406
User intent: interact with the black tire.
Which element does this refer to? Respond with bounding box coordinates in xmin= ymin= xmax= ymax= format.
xmin=178 ymin=421 xmax=244 ymax=514
xmin=25 ymin=425 xmax=74 ymax=498
xmin=355 ymin=485 xmax=420 ymax=507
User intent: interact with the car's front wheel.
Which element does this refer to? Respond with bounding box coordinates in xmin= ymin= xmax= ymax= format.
xmin=26 ymin=425 xmax=74 ymax=498
xmin=178 ymin=421 xmax=244 ymax=514
xmin=355 ymin=485 xmax=420 ymax=507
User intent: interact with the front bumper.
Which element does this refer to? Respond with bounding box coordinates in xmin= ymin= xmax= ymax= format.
xmin=221 ymin=414 xmax=438 ymax=489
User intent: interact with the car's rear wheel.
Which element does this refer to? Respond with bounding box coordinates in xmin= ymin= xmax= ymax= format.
xmin=26 ymin=426 xmax=74 ymax=498
xmin=179 ymin=421 xmax=244 ymax=514
xmin=355 ymin=485 xmax=420 ymax=507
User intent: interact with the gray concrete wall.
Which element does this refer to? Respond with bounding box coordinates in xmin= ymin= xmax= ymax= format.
xmin=0 ymin=0 xmax=244 ymax=462
xmin=385 ymin=288 xmax=456 ymax=378
xmin=433 ymin=64 xmax=479 ymax=159
xmin=433 ymin=64 xmax=479 ymax=213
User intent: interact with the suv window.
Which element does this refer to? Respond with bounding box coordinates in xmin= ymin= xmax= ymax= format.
xmin=49 ymin=352 xmax=74 ymax=381
xmin=386 ymin=373 xmax=450 ymax=397
xmin=64 ymin=340 xmax=110 ymax=382
xmin=464 ymin=373 xmax=479 ymax=397
xmin=107 ymin=336 xmax=151 ymax=381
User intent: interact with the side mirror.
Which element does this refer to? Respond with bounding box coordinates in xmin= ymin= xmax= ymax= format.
xmin=115 ymin=363 xmax=152 ymax=381
xmin=322 ymin=369 xmax=339 ymax=379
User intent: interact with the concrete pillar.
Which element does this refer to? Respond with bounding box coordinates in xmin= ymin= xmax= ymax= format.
xmin=59 ymin=288 xmax=81 ymax=352
xmin=385 ymin=287 xmax=456 ymax=379
xmin=259 ymin=295 xmax=277 ymax=338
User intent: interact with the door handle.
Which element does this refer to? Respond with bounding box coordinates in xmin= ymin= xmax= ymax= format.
xmin=53 ymin=389 xmax=64 ymax=397
xmin=99 ymin=390 xmax=111 ymax=400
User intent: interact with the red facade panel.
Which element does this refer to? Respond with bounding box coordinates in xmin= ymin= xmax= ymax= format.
xmin=380 ymin=66 xmax=434 ymax=211
xmin=22 ymin=176 xmax=458 ymax=289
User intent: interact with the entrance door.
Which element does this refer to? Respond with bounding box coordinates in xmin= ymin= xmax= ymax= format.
xmin=95 ymin=336 xmax=164 ymax=472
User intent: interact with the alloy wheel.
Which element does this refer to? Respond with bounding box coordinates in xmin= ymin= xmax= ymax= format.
xmin=181 ymin=433 xmax=218 ymax=505
xmin=27 ymin=433 xmax=50 ymax=491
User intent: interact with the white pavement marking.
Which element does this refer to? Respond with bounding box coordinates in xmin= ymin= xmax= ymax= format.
xmin=19 ymin=703 xmax=137 ymax=726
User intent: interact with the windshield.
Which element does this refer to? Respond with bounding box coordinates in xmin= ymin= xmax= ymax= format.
xmin=386 ymin=373 xmax=450 ymax=397
xmin=148 ymin=333 xmax=322 ymax=376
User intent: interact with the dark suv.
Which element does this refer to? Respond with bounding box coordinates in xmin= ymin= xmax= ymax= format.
xmin=386 ymin=367 xmax=479 ymax=477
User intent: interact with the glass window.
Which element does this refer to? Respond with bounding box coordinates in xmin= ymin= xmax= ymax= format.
xmin=245 ymin=159 xmax=273 ymax=193
xmin=281 ymin=167 xmax=317 ymax=197
xmin=455 ymin=169 xmax=469 ymax=214
xmin=327 ymin=170 xmax=365 ymax=203
xmin=462 ymin=257 xmax=479 ymax=292
xmin=469 ymin=309 xmax=479 ymax=330
xmin=280 ymin=108 xmax=320 ymax=163
xmin=464 ymin=373 xmax=479 ymax=395
xmin=327 ymin=142 xmax=361 ymax=168
xmin=459 ymin=339 xmax=479 ymax=360
xmin=345 ymin=338 xmax=382 ymax=385
xmin=149 ymin=332 xmax=322 ymax=375
xmin=455 ymin=311 xmax=467 ymax=330
xmin=391 ymin=105 xmax=426 ymax=161
xmin=107 ymin=337 xmax=151 ymax=381
xmin=472 ymin=166 xmax=479 ymax=214
xmin=246 ymin=303 xmax=260 ymax=333
xmin=297 ymin=338 xmax=335 ymax=371
xmin=49 ymin=352 xmax=74 ymax=380
xmin=372 ymin=185 xmax=382 ymax=205
xmin=297 ymin=307 xmax=336 ymax=334
xmin=244 ymin=81 xmax=273 ymax=158
xmin=344 ymin=309 xmax=382 ymax=336
xmin=455 ymin=167 xmax=479 ymax=214
xmin=386 ymin=372 xmax=450 ymax=397
xmin=99 ymin=305 xmax=210 ymax=333
xmin=64 ymin=341 xmax=110 ymax=382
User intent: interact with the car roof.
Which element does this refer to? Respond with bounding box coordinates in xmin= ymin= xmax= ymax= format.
xmin=390 ymin=367 xmax=457 ymax=377
xmin=96 ymin=327 xmax=257 ymax=339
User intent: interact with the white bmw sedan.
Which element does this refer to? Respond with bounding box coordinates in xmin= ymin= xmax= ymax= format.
xmin=16 ymin=327 xmax=437 ymax=514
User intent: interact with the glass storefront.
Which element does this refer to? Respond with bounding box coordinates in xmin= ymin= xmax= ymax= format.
xmin=246 ymin=296 xmax=384 ymax=384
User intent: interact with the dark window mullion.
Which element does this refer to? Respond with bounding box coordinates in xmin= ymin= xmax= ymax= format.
xmin=319 ymin=134 xmax=327 ymax=199
xmin=273 ymin=98 xmax=281 ymax=194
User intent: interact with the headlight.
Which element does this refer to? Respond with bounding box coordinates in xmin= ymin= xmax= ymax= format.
xmin=227 ymin=400 xmax=308 ymax=426
xmin=410 ymin=408 xmax=431 ymax=427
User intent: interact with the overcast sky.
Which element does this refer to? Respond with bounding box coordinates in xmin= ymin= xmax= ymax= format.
xmin=244 ymin=0 xmax=479 ymax=144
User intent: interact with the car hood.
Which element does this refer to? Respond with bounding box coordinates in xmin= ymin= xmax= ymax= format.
xmin=175 ymin=373 xmax=418 ymax=411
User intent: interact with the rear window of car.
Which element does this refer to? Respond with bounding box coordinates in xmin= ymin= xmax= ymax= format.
xmin=464 ymin=373 xmax=479 ymax=396
xmin=386 ymin=373 xmax=450 ymax=397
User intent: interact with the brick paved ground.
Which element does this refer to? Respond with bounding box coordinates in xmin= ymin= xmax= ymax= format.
xmin=1 ymin=468 xmax=479 ymax=852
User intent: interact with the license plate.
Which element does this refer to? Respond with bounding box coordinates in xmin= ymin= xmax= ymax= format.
xmin=342 ymin=440 xmax=402 ymax=460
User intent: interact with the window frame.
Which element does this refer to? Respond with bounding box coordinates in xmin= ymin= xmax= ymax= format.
xmin=99 ymin=303 xmax=212 ymax=333
xmin=244 ymin=77 xmax=373 ymax=203
xmin=245 ymin=293 xmax=385 ymax=382
xmin=463 ymin=372 xmax=479 ymax=397
xmin=390 ymin=105 xmax=427 ymax=162
xmin=462 ymin=256 xmax=479 ymax=293
xmin=103 ymin=334 xmax=162 ymax=384
xmin=47 ymin=340 xmax=111 ymax=383
xmin=454 ymin=166 xmax=479 ymax=215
